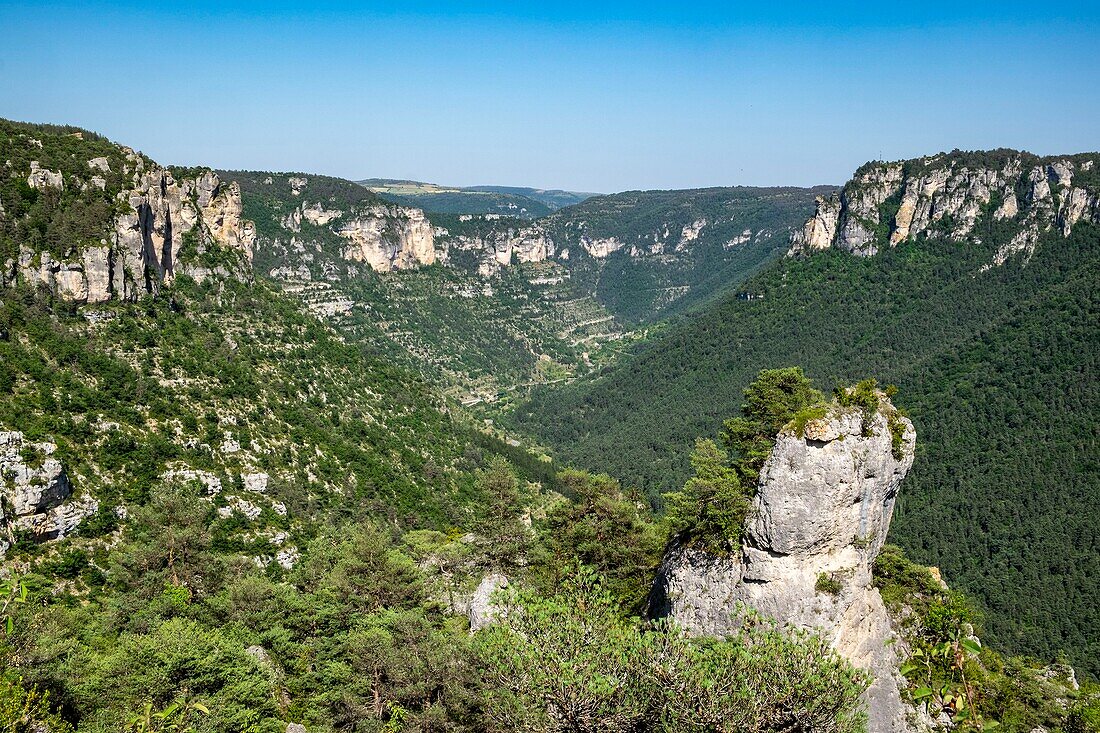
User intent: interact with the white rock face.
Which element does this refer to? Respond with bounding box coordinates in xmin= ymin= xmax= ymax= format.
xmin=0 ymin=430 xmax=97 ymax=554
xmin=27 ymin=161 xmax=64 ymax=190
xmin=579 ymin=235 xmax=625 ymax=258
xmin=301 ymin=202 xmax=343 ymax=227
xmin=439 ymin=222 xmax=556 ymax=276
xmin=5 ymin=156 xmax=255 ymax=303
xmin=725 ymin=228 xmax=754 ymax=249
xmin=468 ymin=572 xmax=509 ymax=632
xmin=650 ymin=397 xmax=916 ymax=733
xmin=788 ymin=154 xmax=1100 ymax=267
xmin=678 ymin=218 xmax=707 ymax=248
xmin=790 ymin=195 xmax=842 ymax=254
xmin=337 ymin=204 xmax=436 ymax=272
xmin=242 ymin=472 xmax=269 ymax=494
xmin=87 ymin=157 xmax=111 ymax=174
xmin=288 ymin=177 xmax=308 ymax=196
xmin=162 ymin=468 xmax=223 ymax=495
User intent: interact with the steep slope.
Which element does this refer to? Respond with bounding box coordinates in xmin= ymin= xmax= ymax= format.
xmin=2 ymin=123 xmax=1095 ymax=732
xmin=0 ymin=122 xmax=556 ymax=559
xmin=515 ymin=150 xmax=1100 ymax=674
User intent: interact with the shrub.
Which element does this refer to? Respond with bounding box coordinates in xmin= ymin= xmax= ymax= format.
xmin=816 ymin=572 xmax=843 ymax=596
xmin=476 ymin=568 xmax=869 ymax=733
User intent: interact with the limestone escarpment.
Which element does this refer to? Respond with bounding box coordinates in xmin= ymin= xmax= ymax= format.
xmin=337 ymin=203 xmax=436 ymax=272
xmin=789 ymin=152 xmax=1100 ymax=265
xmin=437 ymin=220 xmax=555 ymax=276
xmin=650 ymin=395 xmax=916 ymax=733
xmin=3 ymin=146 xmax=255 ymax=303
xmin=231 ymin=173 xmax=437 ymax=279
xmin=0 ymin=430 xmax=97 ymax=555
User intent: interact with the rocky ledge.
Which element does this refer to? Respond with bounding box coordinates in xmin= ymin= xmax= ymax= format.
xmin=0 ymin=430 xmax=97 ymax=555
xmin=649 ymin=393 xmax=916 ymax=733
xmin=789 ymin=152 xmax=1100 ymax=265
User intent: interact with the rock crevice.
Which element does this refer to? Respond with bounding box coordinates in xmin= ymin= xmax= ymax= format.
xmin=5 ymin=155 xmax=255 ymax=303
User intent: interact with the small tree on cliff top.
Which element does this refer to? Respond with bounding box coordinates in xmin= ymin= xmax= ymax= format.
xmin=665 ymin=368 xmax=824 ymax=554
xmin=722 ymin=367 xmax=824 ymax=485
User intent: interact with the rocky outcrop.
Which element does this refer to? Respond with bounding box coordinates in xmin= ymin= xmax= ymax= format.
xmin=650 ymin=394 xmax=916 ymax=733
xmin=0 ymin=430 xmax=97 ymax=554
xmin=5 ymin=152 xmax=255 ymax=303
xmin=439 ymin=223 xmax=555 ymax=276
xmin=790 ymin=195 xmax=842 ymax=253
xmin=27 ymin=161 xmax=64 ymax=191
xmin=578 ymin=235 xmax=626 ymax=258
xmin=468 ymin=572 xmax=509 ymax=631
xmin=788 ymin=152 xmax=1100 ymax=265
xmin=678 ymin=218 xmax=707 ymax=249
xmin=336 ymin=204 xmax=436 ymax=272
xmin=106 ymin=163 xmax=255 ymax=297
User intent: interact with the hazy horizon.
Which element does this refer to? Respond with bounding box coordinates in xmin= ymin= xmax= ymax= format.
xmin=3 ymin=0 xmax=1099 ymax=192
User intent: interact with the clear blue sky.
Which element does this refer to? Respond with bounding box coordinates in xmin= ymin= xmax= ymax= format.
xmin=2 ymin=1 xmax=1098 ymax=192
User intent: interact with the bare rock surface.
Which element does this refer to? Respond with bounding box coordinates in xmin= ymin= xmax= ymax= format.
xmin=650 ymin=396 xmax=916 ymax=733
xmin=337 ymin=204 xmax=436 ymax=272
xmin=789 ymin=154 xmax=1100 ymax=268
xmin=468 ymin=572 xmax=509 ymax=632
xmin=0 ymin=430 xmax=97 ymax=554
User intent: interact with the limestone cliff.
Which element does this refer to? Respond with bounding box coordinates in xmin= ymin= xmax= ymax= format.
xmin=336 ymin=203 xmax=436 ymax=272
xmin=3 ymin=141 xmax=255 ymax=303
xmin=227 ymin=172 xmax=436 ymax=279
xmin=789 ymin=151 xmax=1100 ymax=265
xmin=437 ymin=220 xmax=555 ymax=276
xmin=650 ymin=393 xmax=916 ymax=733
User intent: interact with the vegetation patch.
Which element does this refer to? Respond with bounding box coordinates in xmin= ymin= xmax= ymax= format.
xmin=815 ymin=572 xmax=843 ymax=596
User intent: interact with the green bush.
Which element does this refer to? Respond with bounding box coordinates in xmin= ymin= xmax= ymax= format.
xmin=0 ymin=675 xmax=73 ymax=733
xmin=816 ymin=572 xmax=843 ymax=596
xmin=476 ymin=568 xmax=869 ymax=733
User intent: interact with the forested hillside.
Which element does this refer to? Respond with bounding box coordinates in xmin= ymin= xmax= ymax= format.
xmin=515 ymin=174 xmax=1100 ymax=674
xmin=1 ymin=122 xmax=1098 ymax=731
xmin=541 ymin=185 xmax=833 ymax=325
xmin=0 ymin=120 xmax=900 ymax=733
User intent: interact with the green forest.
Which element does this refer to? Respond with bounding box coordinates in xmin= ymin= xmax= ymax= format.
xmin=515 ymin=221 xmax=1100 ymax=676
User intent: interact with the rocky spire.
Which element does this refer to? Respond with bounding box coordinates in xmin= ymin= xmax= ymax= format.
xmin=649 ymin=391 xmax=917 ymax=733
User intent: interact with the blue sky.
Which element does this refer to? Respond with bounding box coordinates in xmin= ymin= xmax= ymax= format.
xmin=2 ymin=1 xmax=1098 ymax=192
